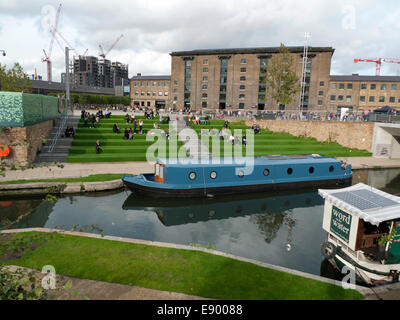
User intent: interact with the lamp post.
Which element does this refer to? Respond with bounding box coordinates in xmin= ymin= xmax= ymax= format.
xmin=0 ymin=50 xmax=5 ymax=91
xmin=65 ymin=47 xmax=71 ymax=113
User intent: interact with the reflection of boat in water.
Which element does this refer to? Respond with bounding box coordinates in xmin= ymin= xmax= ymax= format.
xmin=122 ymin=189 xmax=324 ymax=226
xmin=319 ymin=183 xmax=400 ymax=286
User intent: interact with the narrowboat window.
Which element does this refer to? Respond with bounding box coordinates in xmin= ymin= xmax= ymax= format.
xmin=287 ymin=168 xmax=293 ymax=175
xmin=263 ymin=169 xmax=270 ymax=176
xmin=329 ymin=166 xmax=334 ymax=172
xmin=189 ymin=172 xmax=197 ymax=180
xmin=210 ymin=171 xmax=217 ymax=179
xmin=309 ymin=167 xmax=315 ymax=174
xmin=238 ymin=170 xmax=244 ymax=178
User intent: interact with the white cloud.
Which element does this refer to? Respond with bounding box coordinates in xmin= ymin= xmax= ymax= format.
xmin=0 ymin=0 xmax=399 ymax=81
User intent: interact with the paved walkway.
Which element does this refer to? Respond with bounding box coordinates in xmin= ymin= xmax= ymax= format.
xmin=2 ymin=157 xmax=400 ymax=182
xmin=4 ymin=265 xmax=208 ymax=300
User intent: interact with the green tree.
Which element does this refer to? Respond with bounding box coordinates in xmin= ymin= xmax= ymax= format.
xmin=265 ymin=44 xmax=301 ymax=108
xmin=0 ymin=63 xmax=32 ymax=92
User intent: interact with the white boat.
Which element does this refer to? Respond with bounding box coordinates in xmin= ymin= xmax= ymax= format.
xmin=319 ymin=183 xmax=400 ymax=286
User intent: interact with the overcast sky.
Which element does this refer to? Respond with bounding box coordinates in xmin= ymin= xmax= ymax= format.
xmin=1 ymin=0 xmax=399 ymax=82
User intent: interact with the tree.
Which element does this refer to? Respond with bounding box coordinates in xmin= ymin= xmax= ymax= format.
xmin=0 ymin=63 xmax=32 ymax=92
xmin=265 ymin=44 xmax=301 ymax=109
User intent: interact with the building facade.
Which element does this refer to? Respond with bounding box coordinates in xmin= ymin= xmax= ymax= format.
xmin=130 ymin=74 xmax=170 ymax=109
xmin=325 ymin=75 xmax=400 ymax=112
xmin=73 ymin=56 xmax=128 ymax=89
xmin=169 ymin=47 xmax=334 ymax=111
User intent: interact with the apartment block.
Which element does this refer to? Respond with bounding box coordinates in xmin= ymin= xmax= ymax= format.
xmin=169 ymin=47 xmax=334 ymax=111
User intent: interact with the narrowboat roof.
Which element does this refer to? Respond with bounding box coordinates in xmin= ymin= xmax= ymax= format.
xmin=157 ymin=155 xmax=339 ymax=168
xmin=319 ymin=183 xmax=400 ymax=226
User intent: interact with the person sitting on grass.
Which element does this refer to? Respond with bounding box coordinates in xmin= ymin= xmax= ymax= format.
xmin=129 ymin=128 xmax=134 ymax=140
xmin=153 ymin=122 xmax=159 ymax=129
xmin=96 ymin=140 xmax=102 ymax=154
xmin=123 ymin=128 xmax=129 ymax=140
xmin=125 ymin=114 xmax=130 ymax=123
xmin=113 ymin=123 xmax=121 ymax=133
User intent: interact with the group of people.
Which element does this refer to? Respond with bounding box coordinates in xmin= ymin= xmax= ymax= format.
xmin=81 ymin=108 xmax=111 ymax=128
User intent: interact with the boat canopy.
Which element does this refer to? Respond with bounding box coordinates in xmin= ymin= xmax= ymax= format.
xmin=319 ymin=183 xmax=400 ymax=226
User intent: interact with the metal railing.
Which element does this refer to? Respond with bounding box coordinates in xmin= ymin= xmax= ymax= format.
xmin=47 ymin=105 xmax=73 ymax=153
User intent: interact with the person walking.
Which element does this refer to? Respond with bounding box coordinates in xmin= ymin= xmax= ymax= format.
xmin=95 ymin=140 xmax=102 ymax=153
xmin=139 ymin=119 xmax=143 ymax=134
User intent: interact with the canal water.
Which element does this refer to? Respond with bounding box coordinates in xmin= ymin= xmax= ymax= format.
xmin=1 ymin=169 xmax=400 ymax=282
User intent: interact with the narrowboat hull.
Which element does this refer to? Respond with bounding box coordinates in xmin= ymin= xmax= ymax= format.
xmin=123 ymin=175 xmax=352 ymax=198
xmin=323 ymin=240 xmax=400 ymax=285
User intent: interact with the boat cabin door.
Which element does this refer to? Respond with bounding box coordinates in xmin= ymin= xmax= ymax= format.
xmin=155 ymin=163 xmax=165 ymax=183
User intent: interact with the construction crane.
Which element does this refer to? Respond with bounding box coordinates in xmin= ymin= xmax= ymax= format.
xmin=354 ymin=58 xmax=400 ymax=76
xmin=52 ymin=27 xmax=89 ymax=57
xmin=42 ymin=3 xmax=62 ymax=82
xmin=99 ymin=34 xmax=124 ymax=59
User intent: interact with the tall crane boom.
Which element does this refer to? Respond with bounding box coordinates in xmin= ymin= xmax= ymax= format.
xmin=99 ymin=34 xmax=124 ymax=59
xmin=42 ymin=3 xmax=62 ymax=82
xmin=354 ymin=57 xmax=400 ymax=76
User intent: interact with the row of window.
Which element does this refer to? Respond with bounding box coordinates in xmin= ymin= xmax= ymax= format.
xmin=330 ymin=83 xmax=398 ymax=91
xmin=188 ymin=166 xmax=335 ymax=180
xmin=198 ymin=102 xmax=246 ymax=109
xmin=329 ymin=95 xmax=400 ymax=103
xmin=202 ymin=58 xmax=247 ymax=65
xmin=134 ymin=91 xmax=169 ymax=97
xmin=201 ymin=76 xmax=247 ymax=82
xmin=133 ymin=81 xmax=169 ymax=87
xmin=202 ymin=67 xmax=247 ymax=73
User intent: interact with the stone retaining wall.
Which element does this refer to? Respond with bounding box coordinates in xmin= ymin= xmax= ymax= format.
xmin=0 ymin=120 xmax=53 ymax=166
xmin=246 ymin=120 xmax=375 ymax=152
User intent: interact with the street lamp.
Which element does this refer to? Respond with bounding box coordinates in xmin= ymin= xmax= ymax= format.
xmin=0 ymin=50 xmax=5 ymax=91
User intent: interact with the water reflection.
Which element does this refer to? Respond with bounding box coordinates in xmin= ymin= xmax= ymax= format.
xmin=0 ymin=168 xmax=399 ymax=280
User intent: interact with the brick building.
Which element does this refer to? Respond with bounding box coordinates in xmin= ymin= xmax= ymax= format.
xmin=130 ymin=74 xmax=170 ymax=109
xmin=168 ymin=46 xmax=334 ymax=112
xmin=325 ymin=75 xmax=400 ymax=112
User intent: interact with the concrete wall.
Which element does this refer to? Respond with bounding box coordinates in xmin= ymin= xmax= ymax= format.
xmin=372 ymin=123 xmax=400 ymax=158
xmin=0 ymin=120 xmax=53 ymax=166
xmin=246 ymin=120 xmax=374 ymax=152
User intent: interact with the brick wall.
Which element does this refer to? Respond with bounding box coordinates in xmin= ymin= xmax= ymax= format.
xmin=0 ymin=120 xmax=53 ymax=167
xmin=246 ymin=120 xmax=374 ymax=152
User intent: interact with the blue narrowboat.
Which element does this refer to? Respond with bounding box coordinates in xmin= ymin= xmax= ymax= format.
xmin=122 ymin=155 xmax=352 ymax=198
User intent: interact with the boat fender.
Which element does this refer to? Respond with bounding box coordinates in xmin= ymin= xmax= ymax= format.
xmin=321 ymin=242 xmax=337 ymax=260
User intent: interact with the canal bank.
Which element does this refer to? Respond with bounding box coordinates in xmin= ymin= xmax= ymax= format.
xmin=1 ymin=157 xmax=400 ymax=195
xmin=0 ymin=228 xmax=367 ymax=300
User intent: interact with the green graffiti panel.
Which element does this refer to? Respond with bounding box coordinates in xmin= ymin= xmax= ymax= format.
xmin=0 ymin=92 xmax=24 ymax=126
xmin=22 ymin=93 xmax=43 ymax=126
xmin=0 ymin=92 xmax=63 ymax=127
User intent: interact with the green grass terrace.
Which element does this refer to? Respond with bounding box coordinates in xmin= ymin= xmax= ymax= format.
xmin=66 ymin=116 xmax=372 ymax=163
xmin=0 ymin=231 xmax=364 ymax=300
